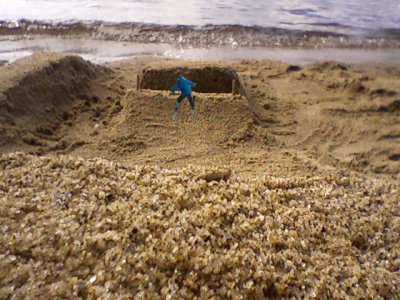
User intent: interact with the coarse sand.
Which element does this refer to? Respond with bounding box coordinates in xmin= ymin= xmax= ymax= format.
xmin=0 ymin=153 xmax=399 ymax=298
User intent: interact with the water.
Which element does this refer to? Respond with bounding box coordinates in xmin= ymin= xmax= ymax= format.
xmin=2 ymin=37 xmax=400 ymax=65
xmin=1 ymin=0 xmax=400 ymax=35
xmin=1 ymin=1 xmax=399 ymax=64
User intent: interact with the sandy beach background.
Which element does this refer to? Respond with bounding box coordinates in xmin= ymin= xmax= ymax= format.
xmin=1 ymin=1 xmax=400 ymax=298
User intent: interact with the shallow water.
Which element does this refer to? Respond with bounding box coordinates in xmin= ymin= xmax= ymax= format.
xmin=1 ymin=0 xmax=399 ymax=35
xmin=1 ymin=37 xmax=400 ymax=65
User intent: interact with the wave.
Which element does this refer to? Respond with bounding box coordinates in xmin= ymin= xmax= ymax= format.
xmin=1 ymin=20 xmax=400 ymax=49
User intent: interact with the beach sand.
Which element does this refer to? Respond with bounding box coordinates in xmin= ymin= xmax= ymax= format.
xmin=0 ymin=54 xmax=399 ymax=298
xmin=1 ymin=54 xmax=399 ymax=178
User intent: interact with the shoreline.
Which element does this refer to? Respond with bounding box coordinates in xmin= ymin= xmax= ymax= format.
xmin=1 ymin=20 xmax=400 ymax=50
xmin=2 ymin=36 xmax=400 ymax=66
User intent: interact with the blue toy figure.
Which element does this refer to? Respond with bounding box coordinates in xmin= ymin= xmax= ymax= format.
xmin=171 ymin=75 xmax=196 ymax=120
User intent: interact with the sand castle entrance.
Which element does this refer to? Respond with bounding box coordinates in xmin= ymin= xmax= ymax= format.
xmin=139 ymin=64 xmax=245 ymax=95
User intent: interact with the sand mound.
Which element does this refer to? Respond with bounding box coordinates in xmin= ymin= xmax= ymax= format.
xmin=308 ymin=62 xmax=348 ymax=72
xmin=75 ymin=89 xmax=259 ymax=165
xmin=0 ymin=55 xmax=112 ymax=151
xmin=0 ymin=153 xmax=399 ymax=298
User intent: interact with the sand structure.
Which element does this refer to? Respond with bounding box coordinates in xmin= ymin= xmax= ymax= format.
xmin=0 ymin=54 xmax=399 ymax=298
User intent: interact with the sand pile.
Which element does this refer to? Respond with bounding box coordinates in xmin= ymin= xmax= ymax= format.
xmin=75 ymin=89 xmax=259 ymax=167
xmin=1 ymin=153 xmax=399 ymax=299
xmin=0 ymin=54 xmax=112 ymax=152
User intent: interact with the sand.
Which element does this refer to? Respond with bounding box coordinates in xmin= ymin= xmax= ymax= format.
xmin=1 ymin=153 xmax=399 ymax=299
xmin=1 ymin=54 xmax=399 ymax=178
xmin=0 ymin=54 xmax=399 ymax=298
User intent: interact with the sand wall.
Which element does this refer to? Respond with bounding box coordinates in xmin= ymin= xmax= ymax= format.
xmin=140 ymin=65 xmax=246 ymax=95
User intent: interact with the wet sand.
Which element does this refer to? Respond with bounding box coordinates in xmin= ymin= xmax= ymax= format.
xmin=2 ymin=36 xmax=400 ymax=65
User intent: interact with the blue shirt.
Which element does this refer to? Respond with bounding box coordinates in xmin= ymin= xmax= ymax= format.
xmin=171 ymin=76 xmax=196 ymax=96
